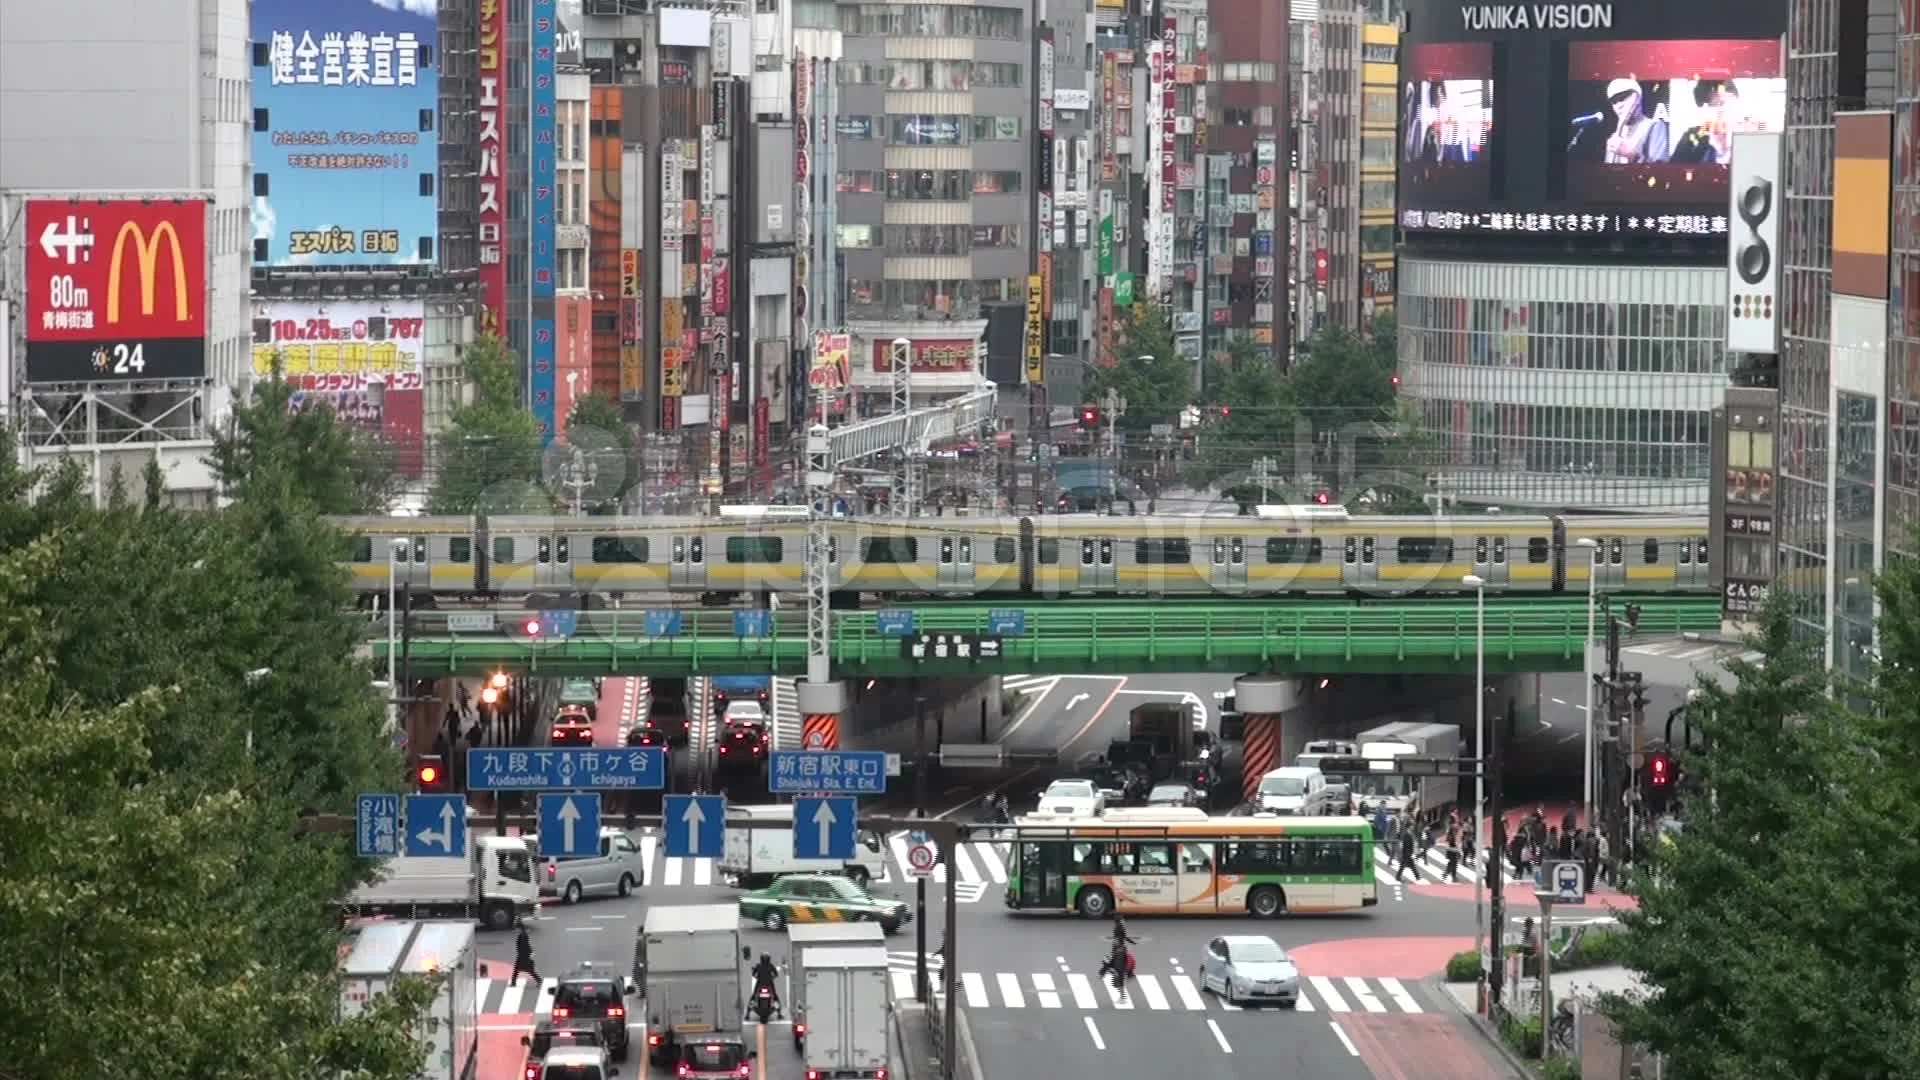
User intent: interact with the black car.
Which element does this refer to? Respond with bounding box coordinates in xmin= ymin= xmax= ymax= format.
xmin=545 ymin=965 xmax=635 ymax=1061
xmin=626 ymin=724 xmax=671 ymax=752
xmin=717 ymin=719 xmax=770 ymax=768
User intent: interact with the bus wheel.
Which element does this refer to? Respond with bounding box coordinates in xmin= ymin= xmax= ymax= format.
xmin=1076 ymin=887 xmax=1115 ymax=919
xmin=1247 ymin=886 xmax=1285 ymax=919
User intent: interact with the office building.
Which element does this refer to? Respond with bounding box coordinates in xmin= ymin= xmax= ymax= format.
xmin=1357 ymin=15 xmax=1398 ymax=322
xmin=1203 ymin=0 xmax=1289 ymax=365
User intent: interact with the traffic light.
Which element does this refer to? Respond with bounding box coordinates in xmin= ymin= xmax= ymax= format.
xmin=1390 ymin=373 xmax=1401 ymax=388
xmin=1078 ymin=404 xmax=1101 ymax=428
xmin=1647 ymin=752 xmax=1672 ymax=789
xmin=415 ymin=755 xmax=449 ymax=791
xmin=521 ymin=617 xmax=544 ymax=638
xmin=1312 ymin=489 xmax=1331 ymax=505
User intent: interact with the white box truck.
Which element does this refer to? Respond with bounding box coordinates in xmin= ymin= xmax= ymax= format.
xmin=636 ymin=904 xmax=745 ymax=1067
xmin=785 ymin=923 xmax=887 ymax=1051
xmin=338 ymin=920 xmax=480 ymax=1080
xmin=800 ymin=946 xmax=893 ymax=1080
xmin=342 ymin=835 xmax=539 ymax=932
xmin=719 ymin=804 xmax=889 ymax=888
xmin=1354 ymin=721 xmax=1463 ymax=818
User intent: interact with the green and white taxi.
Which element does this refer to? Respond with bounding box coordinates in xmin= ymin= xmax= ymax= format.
xmin=736 ymin=873 xmax=912 ymax=934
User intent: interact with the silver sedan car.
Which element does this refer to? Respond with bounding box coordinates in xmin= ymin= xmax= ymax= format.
xmin=1198 ymin=934 xmax=1301 ymax=1008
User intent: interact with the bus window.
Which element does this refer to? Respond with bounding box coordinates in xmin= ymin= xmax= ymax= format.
xmin=1293 ymin=839 xmax=1364 ymax=875
xmin=1220 ymin=841 xmax=1278 ymax=873
xmin=1071 ymin=842 xmax=1103 ymax=874
xmin=1130 ymin=843 xmax=1175 ymax=874
xmin=1180 ymin=843 xmax=1213 ymax=873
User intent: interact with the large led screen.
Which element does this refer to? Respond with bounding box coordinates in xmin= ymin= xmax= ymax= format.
xmin=1564 ymin=40 xmax=1785 ymax=204
xmin=1399 ymin=43 xmax=1496 ymax=203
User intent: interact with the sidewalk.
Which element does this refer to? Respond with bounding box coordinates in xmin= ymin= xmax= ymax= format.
xmin=1439 ymin=966 xmax=1647 ymax=1077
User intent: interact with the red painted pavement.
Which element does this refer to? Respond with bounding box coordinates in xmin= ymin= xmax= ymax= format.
xmin=1338 ymin=1012 xmax=1512 ymax=1080
xmin=1408 ymin=880 xmax=1640 ymax=912
xmin=1285 ymin=937 xmax=1472 ymax=979
xmin=479 ymin=1023 xmax=532 ymax=1080
xmin=1487 ymin=800 xmax=1586 ymax=833
xmin=593 ymin=677 xmax=641 ymax=748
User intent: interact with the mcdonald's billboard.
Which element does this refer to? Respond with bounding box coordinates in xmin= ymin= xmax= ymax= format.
xmin=22 ymin=198 xmax=208 ymax=384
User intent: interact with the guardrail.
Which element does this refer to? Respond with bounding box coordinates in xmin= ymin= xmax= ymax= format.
xmin=939 ymin=744 xmax=1059 ymax=769
xmin=829 ymin=387 xmax=997 ymax=464
xmin=375 ymin=597 xmax=1723 ymax=677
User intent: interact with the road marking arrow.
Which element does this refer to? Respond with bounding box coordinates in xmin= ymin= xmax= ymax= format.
xmin=415 ymin=801 xmax=457 ymax=852
xmin=680 ymin=797 xmax=707 ymax=851
xmin=1066 ymin=693 xmax=1089 ymax=709
xmin=557 ymin=797 xmax=582 ymax=852
xmin=813 ymin=799 xmax=838 ymax=854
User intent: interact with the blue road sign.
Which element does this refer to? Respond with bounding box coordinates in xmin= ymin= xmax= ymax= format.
xmin=644 ymin=609 xmax=684 ymax=637
xmin=539 ymin=610 xmax=580 ymax=637
xmin=403 ymin=794 xmax=468 ymax=858
xmin=538 ymin=793 xmax=602 ymax=859
xmin=357 ymin=793 xmax=401 ymax=857
xmin=793 ymin=796 xmax=857 ymax=860
xmin=986 ymin=608 xmax=1028 ymax=634
xmin=733 ymin=609 xmax=772 ymax=638
xmin=769 ymin=750 xmax=890 ymax=795
xmin=875 ymin=609 xmax=917 ymax=636
xmin=466 ymin=747 xmax=668 ymax=791
xmin=664 ymin=794 xmax=727 ymax=859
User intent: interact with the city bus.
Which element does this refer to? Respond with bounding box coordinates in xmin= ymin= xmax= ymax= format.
xmin=1001 ymin=808 xmax=1378 ymax=918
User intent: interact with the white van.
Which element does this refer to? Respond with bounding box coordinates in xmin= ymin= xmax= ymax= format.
xmin=1254 ymin=767 xmax=1349 ymax=816
xmin=541 ymin=828 xmax=648 ymax=903
xmin=720 ymin=805 xmax=888 ymax=888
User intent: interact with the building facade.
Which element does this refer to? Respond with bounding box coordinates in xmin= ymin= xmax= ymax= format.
xmin=1357 ymin=17 xmax=1397 ymax=322
xmin=1205 ymin=0 xmax=1289 ymax=366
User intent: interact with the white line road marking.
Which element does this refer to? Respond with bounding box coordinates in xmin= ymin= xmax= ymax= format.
xmin=1379 ymin=978 xmax=1422 ymax=1013
xmin=1344 ymin=977 xmax=1386 ymax=1013
xmin=996 ymin=973 xmax=1026 ymax=1009
xmin=1558 ymin=730 xmax=1583 ymax=744
xmin=1292 ymin=988 xmax=1316 ymax=1011
xmin=1169 ymin=974 xmax=1206 ymax=1010
xmin=564 ymin=926 xmax=602 ymax=933
xmin=663 ymin=857 xmax=682 ymax=887
xmin=1135 ymin=974 xmax=1170 ymax=1011
xmin=1066 ymin=693 xmax=1089 ymax=708
xmin=591 ymin=913 xmax=627 ymax=920
xmin=1031 ymin=972 xmax=1063 ymax=1008
xmin=692 ymin=859 xmax=712 ymax=886
xmin=1083 ymin=1016 xmax=1106 ymax=1050
xmin=1066 ymin=972 xmax=1099 ymax=1009
xmin=1330 ymin=1021 xmax=1360 ymax=1057
xmin=1206 ymin=1019 xmax=1233 ymax=1054
xmin=974 ymin=842 xmax=1008 ymax=883
xmin=962 ymin=972 xmax=989 ymax=1008
xmin=1309 ymin=976 xmax=1351 ymax=1012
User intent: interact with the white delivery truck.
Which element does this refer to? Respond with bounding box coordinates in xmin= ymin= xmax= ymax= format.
xmin=1354 ymin=721 xmax=1463 ymax=818
xmin=720 ymin=804 xmax=889 ymax=888
xmin=800 ymin=946 xmax=893 ymax=1080
xmin=636 ymin=904 xmax=746 ymax=1067
xmin=342 ymin=835 xmax=539 ymax=932
xmin=785 ymin=923 xmax=887 ymax=1051
xmin=338 ymin=920 xmax=480 ymax=1080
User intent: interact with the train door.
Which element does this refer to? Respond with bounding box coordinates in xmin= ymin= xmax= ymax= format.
xmin=936 ymin=535 xmax=976 ymax=591
xmin=1592 ymin=535 xmax=1628 ymax=590
xmin=669 ymin=533 xmax=708 ymax=588
xmin=1472 ymin=534 xmax=1511 ymax=586
xmin=550 ymin=533 xmax=575 ymax=592
xmin=1341 ymin=534 xmax=1380 ymax=587
xmin=1209 ymin=535 xmax=1248 ymax=592
xmin=399 ymin=534 xmax=431 ymax=594
xmin=1675 ymin=536 xmax=1711 ymax=588
xmin=1077 ymin=535 xmax=1117 ymax=591
xmin=531 ymin=534 xmax=563 ymax=591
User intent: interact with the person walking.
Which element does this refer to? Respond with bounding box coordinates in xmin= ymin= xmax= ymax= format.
xmin=1395 ymin=825 xmax=1418 ymax=881
xmin=510 ymin=925 xmax=540 ymax=986
xmin=1443 ymin=823 xmax=1461 ymax=882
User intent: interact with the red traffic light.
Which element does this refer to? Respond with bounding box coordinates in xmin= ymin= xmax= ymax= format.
xmin=1648 ymin=753 xmax=1672 ymax=787
xmin=1078 ymin=405 xmax=1100 ymax=427
xmin=1390 ymin=373 xmax=1401 ymax=387
xmin=416 ymin=755 xmax=448 ymax=790
xmin=1313 ymin=490 xmax=1331 ymax=505
xmin=522 ymin=618 xmax=543 ymax=637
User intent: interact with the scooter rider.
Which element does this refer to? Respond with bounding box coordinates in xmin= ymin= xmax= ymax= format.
xmin=750 ymin=953 xmax=782 ymax=1019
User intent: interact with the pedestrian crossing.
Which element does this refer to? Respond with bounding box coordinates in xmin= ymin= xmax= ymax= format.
xmin=1371 ymin=842 xmax=1538 ymax=887
xmin=1002 ymin=675 xmax=1060 ymax=698
xmin=480 ymin=976 xmax=562 ymax=1016
xmin=886 ymin=965 xmax=1430 ymax=1014
xmin=619 ymin=831 xmax=1010 ymax=900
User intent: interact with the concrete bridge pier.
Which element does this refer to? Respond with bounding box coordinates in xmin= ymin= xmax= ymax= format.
xmin=797 ymin=679 xmax=847 ymax=751
xmin=1234 ymin=675 xmax=1302 ymax=804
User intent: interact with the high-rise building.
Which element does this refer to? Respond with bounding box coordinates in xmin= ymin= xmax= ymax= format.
xmin=1205 ymin=0 xmax=1290 ymax=365
xmin=1357 ymin=17 xmax=1398 ymax=322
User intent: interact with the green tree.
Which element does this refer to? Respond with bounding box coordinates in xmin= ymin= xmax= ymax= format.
xmin=1082 ymin=304 xmax=1193 ymax=433
xmin=430 ymin=333 xmax=547 ymax=514
xmin=1186 ymin=339 xmax=1295 ymax=498
xmin=210 ymin=373 xmax=401 ymax=514
xmin=1603 ymin=597 xmax=1913 ymax=1077
xmin=1288 ymin=324 xmax=1399 ymax=432
xmin=565 ymin=391 xmax=638 ymax=515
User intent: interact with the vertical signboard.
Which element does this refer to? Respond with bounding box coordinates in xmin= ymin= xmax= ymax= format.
xmin=1025 ymin=274 xmax=1045 ymax=384
xmin=530 ymin=0 xmax=559 ymax=442
xmin=1712 ymin=387 xmax=1779 ymax=623
xmin=1037 ymin=27 xmax=1056 ymax=265
xmin=1726 ymin=132 xmax=1782 ymax=355
xmin=1161 ymin=19 xmax=1178 ymax=213
xmin=1146 ymin=40 xmax=1164 ymax=301
xmin=251 ymin=0 xmax=439 ymax=268
xmin=477 ymin=0 xmax=507 ymax=338
xmin=660 ymin=145 xmax=683 ymax=430
xmin=24 ymin=199 xmax=210 ymax=383
xmin=619 ymin=248 xmax=644 ymax=401
xmin=1101 ymin=52 xmax=1119 ymax=181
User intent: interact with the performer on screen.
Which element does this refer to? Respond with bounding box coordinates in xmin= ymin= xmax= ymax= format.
xmin=1669 ymin=80 xmax=1738 ymax=164
xmin=1418 ymin=82 xmax=1476 ymax=164
xmin=1603 ymin=78 xmax=1670 ymax=164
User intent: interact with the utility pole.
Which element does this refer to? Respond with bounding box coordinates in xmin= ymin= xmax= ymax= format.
xmin=890 ymin=337 xmax=915 ymax=516
xmin=1591 ymin=602 xmax=1647 ymax=876
xmin=1102 ymin=388 xmax=1125 ymax=508
xmin=913 ymin=686 xmax=931 ymax=1001
xmin=1486 ymin=695 xmax=1509 ymax=1013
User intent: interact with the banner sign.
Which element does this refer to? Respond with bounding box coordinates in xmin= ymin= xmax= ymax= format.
xmin=1025 ymin=274 xmax=1045 ymax=383
xmin=477 ymin=0 xmax=507 ymax=337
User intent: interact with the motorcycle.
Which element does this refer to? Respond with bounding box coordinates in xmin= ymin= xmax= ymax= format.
xmin=750 ymin=981 xmax=780 ymax=1023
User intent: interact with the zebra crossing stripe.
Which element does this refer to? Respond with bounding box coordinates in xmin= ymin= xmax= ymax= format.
xmin=963 ymin=972 xmax=990 ymax=1008
xmin=1380 ymin=977 xmax=1421 ymax=1012
xmin=1135 ymin=974 xmax=1171 ymax=1011
xmin=1169 ymin=975 xmax=1206 ymax=1010
xmin=1344 ymin=977 xmax=1387 ymax=1013
xmin=1030 ymin=972 xmax=1063 ymax=1008
xmin=1309 ymin=976 xmax=1350 ymax=1012
xmin=1066 ymin=972 xmax=1099 ymax=1009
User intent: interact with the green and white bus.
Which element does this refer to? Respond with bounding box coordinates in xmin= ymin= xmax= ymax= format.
xmin=1001 ymin=808 xmax=1379 ymax=919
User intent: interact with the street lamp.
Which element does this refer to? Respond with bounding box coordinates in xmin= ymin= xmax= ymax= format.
xmin=1462 ymin=573 xmax=1488 ymax=969
xmin=386 ymin=538 xmax=408 ymax=735
xmin=1575 ymin=537 xmax=1600 ymax=827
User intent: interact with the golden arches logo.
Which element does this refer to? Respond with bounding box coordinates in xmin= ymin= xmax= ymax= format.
xmin=106 ymin=221 xmax=191 ymax=325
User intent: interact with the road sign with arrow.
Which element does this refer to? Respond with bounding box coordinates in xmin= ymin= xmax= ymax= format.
xmin=793 ymin=796 xmax=856 ymax=860
xmin=665 ymin=794 xmax=726 ymax=859
xmin=539 ymin=793 xmax=601 ymax=859
xmin=403 ymin=794 xmax=467 ymax=858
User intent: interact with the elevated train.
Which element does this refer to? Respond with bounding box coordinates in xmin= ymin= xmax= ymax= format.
xmin=337 ymin=506 xmax=1714 ymax=604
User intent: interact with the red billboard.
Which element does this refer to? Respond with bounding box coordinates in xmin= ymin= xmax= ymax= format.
xmin=477 ymin=0 xmax=509 ymax=338
xmin=24 ymin=198 xmax=208 ymax=384
xmin=870 ymin=338 xmax=977 ymax=373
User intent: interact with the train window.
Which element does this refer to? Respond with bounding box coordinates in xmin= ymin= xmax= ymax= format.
xmin=411 ymin=538 xmax=428 ymax=563
xmin=493 ymin=537 xmax=515 ymax=563
xmin=1475 ymin=536 xmax=1488 ymax=563
xmin=348 ymin=536 xmax=374 ymax=562
xmin=1397 ymin=538 xmax=1452 ymax=564
xmin=1361 ymin=537 xmax=1377 ymax=563
xmin=1492 ymin=538 xmax=1506 ymax=564
xmin=592 ymin=537 xmax=649 ymax=563
xmin=556 ymin=538 xmax=570 ymax=564
xmin=1099 ymin=539 xmax=1114 ymax=565
xmin=1038 ymin=538 xmax=1061 ymax=564
xmin=958 ymin=538 xmax=973 ymax=562
xmin=862 ymin=537 xmax=918 ymax=563
xmin=1695 ymin=539 xmax=1709 ymax=565
xmin=689 ymin=537 xmax=705 ymax=563
xmin=1591 ymin=543 xmax=1604 ymax=564
xmin=449 ymin=538 xmax=473 ymax=564
xmin=1343 ymin=537 xmax=1357 ymax=564
xmin=995 ymin=538 xmax=1017 ymax=564
xmin=1266 ymin=538 xmax=1324 ymax=563
xmin=671 ymin=536 xmax=685 ymax=562
xmin=826 ymin=537 xmax=839 ymax=562
xmin=1643 ymin=539 xmax=1660 ymax=565
xmin=1212 ymin=538 xmax=1226 ymax=565
xmin=1609 ymin=538 xmax=1624 ymax=565
xmin=1080 ymin=539 xmax=1095 ymax=565
xmin=1230 ymin=537 xmax=1244 ymax=565
xmin=1679 ymin=541 xmax=1692 ymax=565
xmin=726 ymin=537 xmax=781 ymax=563
xmin=939 ymin=538 xmax=954 ymax=564
xmin=1527 ymin=538 xmax=1550 ymax=563
xmin=537 ymin=537 xmax=552 ymax=564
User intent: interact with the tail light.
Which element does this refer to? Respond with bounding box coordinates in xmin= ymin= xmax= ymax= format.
xmin=877 ymin=1071 xmax=887 ymax=1079
xmin=546 ymin=863 xmax=556 ymax=880
xmin=553 ymin=1007 xmax=570 ymax=1019
xmin=649 ymin=1033 xmax=663 ymax=1047
xmin=795 ymin=1023 xmax=807 ymax=1036
xmin=676 ymin=1066 xmax=691 ymax=1078
xmin=524 ymin=1066 xmax=541 ymax=1080
xmin=737 ymin=1066 xmax=751 ymax=1077
xmin=608 ymin=1006 xmax=624 ymax=1018
xmin=720 ymin=745 xmax=731 ymax=755
xmin=808 ymin=1072 xmax=819 ymax=1080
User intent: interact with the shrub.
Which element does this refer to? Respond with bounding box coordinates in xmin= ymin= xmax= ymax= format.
xmin=1499 ymin=1013 xmax=1543 ymax=1058
xmin=1539 ymin=1055 xmax=1582 ymax=1080
xmin=1445 ymin=950 xmax=1481 ymax=983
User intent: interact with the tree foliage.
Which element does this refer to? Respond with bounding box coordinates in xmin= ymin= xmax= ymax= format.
xmin=0 ymin=412 xmax=430 ymax=1078
xmin=211 ymin=371 xmax=402 ymax=514
xmin=430 ymin=333 xmax=547 ymax=514
xmin=1286 ymin=323 xmax=1398 ymax=431
xmin=1605 ymin=592 xmax=1920 ymax=1078
xmin=1082 ymin=304 xmax=1193 ymax=433
xmin=1187 ymin=338 xmax=1292 ymax=494
xmin=564 ymin=391 xmax=638 ymax=515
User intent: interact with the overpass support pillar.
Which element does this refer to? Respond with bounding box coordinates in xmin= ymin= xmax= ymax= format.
xmin=1235 ymin=676 xmax=1296 ymax=805
xmin=798 ymin=680 xmax=847 ymax=751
